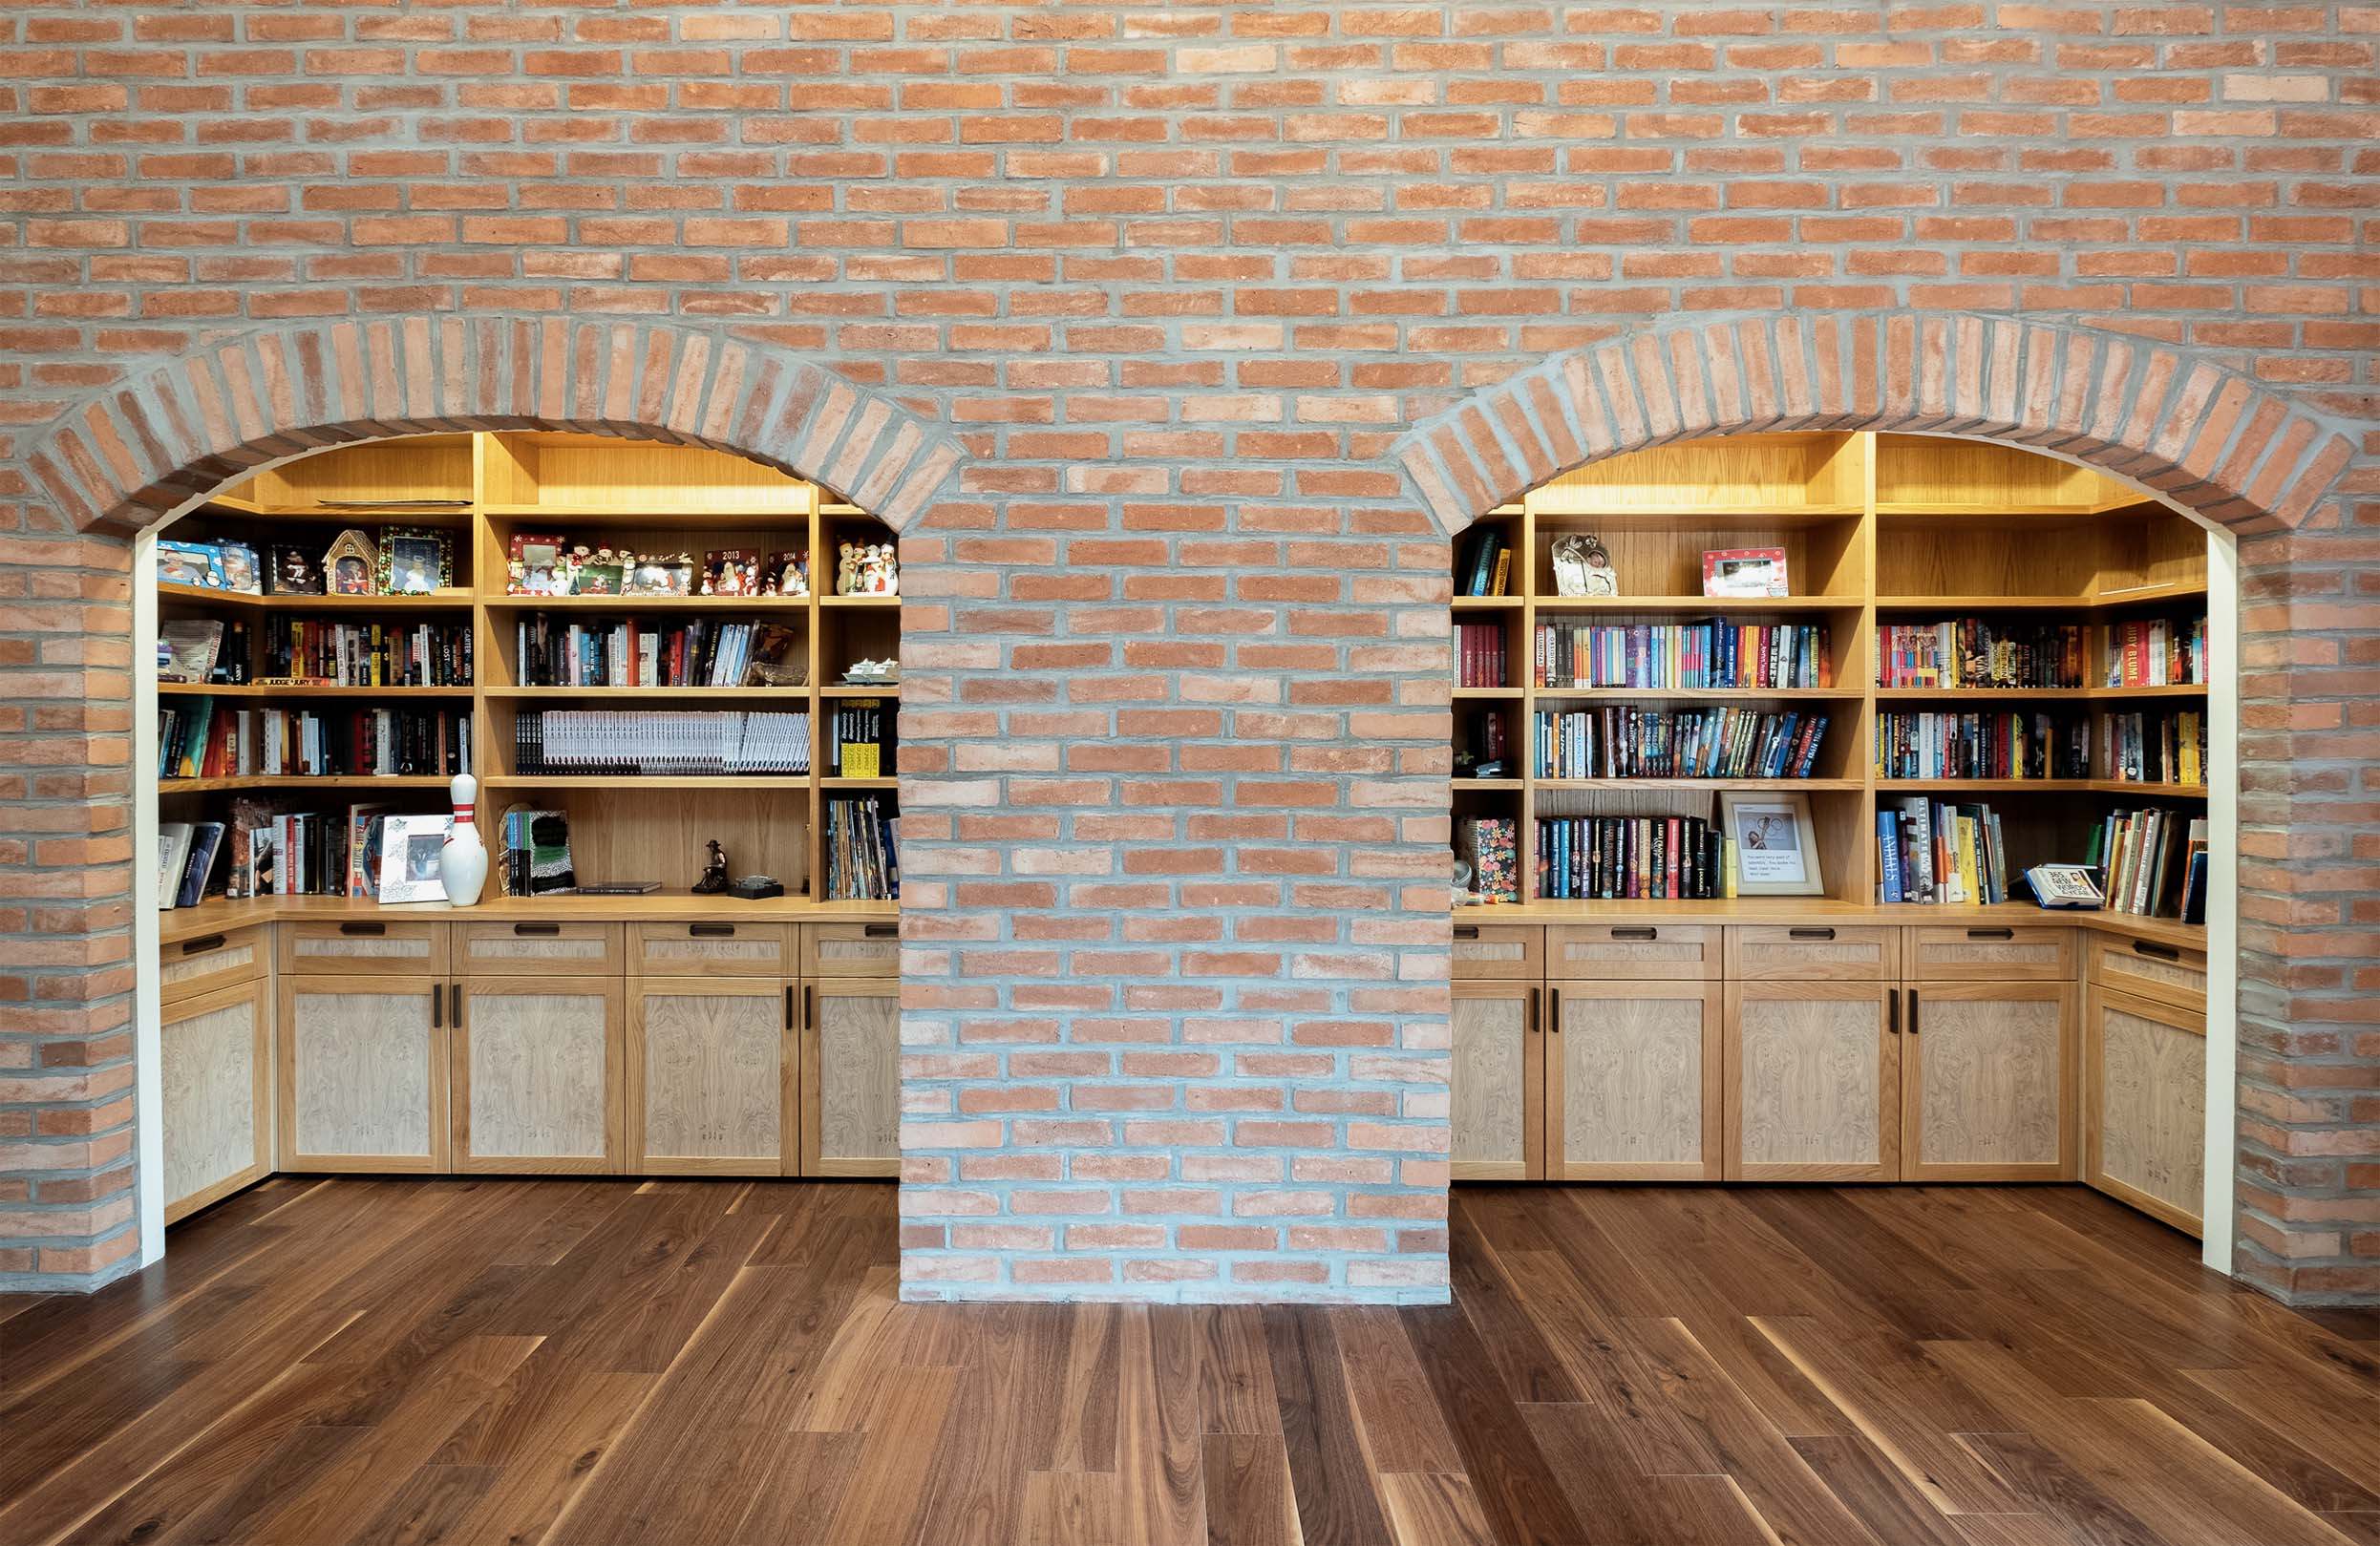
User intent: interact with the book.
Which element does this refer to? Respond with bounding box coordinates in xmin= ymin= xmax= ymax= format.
xmin=158 ymin=821 xmax=195 ymax=908
xmin=159 ymin=621 xmax=224 ymax=684
xmin=2025 ymin=863 xmax=2105 ymax=908
xmin=176 ymin=822 xmax=225 ymax=909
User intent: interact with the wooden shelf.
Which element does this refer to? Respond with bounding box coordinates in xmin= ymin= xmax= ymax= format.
xmin=1453 ymin=687 xmax=1522 ymax=700
xmin=819 ymin=683 xmax=901 ymax=698
xmin=818 ymin=595 xmax=901 ymax=608
xmin=1451 ymin=596 xmax=1521 ymax=609
xmin=158 ymin=681 xmax=472 ymax=698
xmin=1875 ymin=685 xmax=2207 ymax=702
xmin=1533 ymin=777 xmax=1863 ymax=792
xmin=480 ymin=595 xmax=812 ymax=612
xmin=1878 ymin=582 xmax=2207 ymax=612
xmin=1455 ymin=778 xmax=1525 ymax=792
xmin=1876 ymin=778 xmax=2208 ymax=797
xmin=483 ymin=686 xmax=808 ymax=701
xmin=1532 ymin=503 xmax=1865 ymax=526
xmin=159 ymin=775 xmax=452 ymax=794
xmin=478 ymin=501 xmax=813 ymax=521
xmin=1533 ymin=596 xmax=1857 ymax=614
xmin=158 ymin=889 xmax=895 ymax=945
xmin=159 ymin=582 xmax=473 ymax=612
xmin=1529 ymin=687 xmax=1860 ymax=701
xmin=482 ymin=774 xmax=813 ymax=790
xmin=820 ymin=776 xmax=897 ymax=790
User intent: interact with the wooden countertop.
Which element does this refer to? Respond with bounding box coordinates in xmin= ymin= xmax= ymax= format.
xmin=159 ymin=890 xmax=896 ymax=944
xmin=1455 ymin=898 xmax=2206 ymax=951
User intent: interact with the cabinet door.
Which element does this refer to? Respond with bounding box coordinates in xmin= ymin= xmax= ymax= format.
xmin=452 ymin=977 xmax=623 ymax=1175
xmin=2084 ymin=985 xmax=2206 ymax=1237
xmin=801 ymin=979 xmax=902 ymax=1177
xmin=279 ymin=974 xmax=448 ymax=1173
xmin=1724 ymin=981 xmax=1898 ymax=1181
xmin=278 ymin=919 xmax=447 ymax=978
xmin=1901 ymin=982 xmax=2074 ymax=1182
xmin=1549 ymin=980 xmax=1720 ymax=1180
xmin=627 ymin=978 xmax=791 ymax=1175
xmin=1450 ymin=982 xmax=1542 ymax=1180
xmin=161 ymin=978 xmax=271 ymax=1222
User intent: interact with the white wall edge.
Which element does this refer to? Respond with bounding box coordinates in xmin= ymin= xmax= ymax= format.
xmin=2201 ymin=526 xmax=2240 ymax=1275
xmin=134 ymin=531 xmax=164 ymax=1267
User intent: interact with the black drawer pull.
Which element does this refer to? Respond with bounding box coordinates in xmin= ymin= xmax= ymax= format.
xmin=786 ymin=985 xmax=795 ymax=1030
xmin=1888 ymin=990 xmax=1901 ymax=1036
xmin=512 ymin=922 xmax=561 ymax=937
xmin=1966 ymin=927 xmax=2013 ymax=941
xmin=180 ymin=934 xmax=226 ymax=955
xmin=339 ymin=921 xmax=386 ymax=937
xmin=1788 ymin=927 xmax=1836 ymax=942
xmin=1547 ymin=986 xmax=1560 ymax=1031
xmin=2131 ymin=940 xmax=2182 ymax=962
xmin=1453 ymin=924 xmax=1480 ymax=940
xmin=688 ymin=923 xmax=735 ymax=939
xmin=863 ymin=923 xmax=899 ymax=939
xmin=1611 ymin=927 xmax=1658 ymax=942
xmin=1907 ymin=988 xmax=1921 ymax=1036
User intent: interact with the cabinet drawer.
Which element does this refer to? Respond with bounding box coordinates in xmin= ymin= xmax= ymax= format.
xmin=2087 ymin=933 xmax=2207 ymax=1014
xmin=1905 ymin=925 xmax=2074 ymax=983
xmin=160 ymin=923 xmax=268 ymax=1006
xmin=629 ymin=921 xmax=793 ymax=978
xmin=1449 ymin=922 xmax=1543 ymax=982
xmin=1547 ymin=923 xmax=1718 ymax=981
xmin=457 ymin=921 xmax=622 ymax=974
xmin=278 ymin=920 xmax=448 ymax=978
xmin=1726 ymin=925 xmax=1898 ymax=982
xmin=801 ymin=921 xmax=901 ymax=979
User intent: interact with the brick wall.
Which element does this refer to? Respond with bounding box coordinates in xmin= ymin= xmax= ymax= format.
xmin=2 ymin=2 xmax=2376 ymax=1302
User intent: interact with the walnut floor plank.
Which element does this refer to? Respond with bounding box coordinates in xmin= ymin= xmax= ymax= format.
xmin=12 ymin=1179 xmax=2380 ymax=1546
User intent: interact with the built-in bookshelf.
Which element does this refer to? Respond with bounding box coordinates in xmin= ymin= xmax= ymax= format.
xmin=1452 ymin=432 xmax=2211 ymax=922
xmin=152 ymin=432 xmax=902 ymax=915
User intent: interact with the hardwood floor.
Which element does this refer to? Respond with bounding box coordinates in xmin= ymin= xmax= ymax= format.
xmin=4 ymin=1178 xmax=2376 ymax=1546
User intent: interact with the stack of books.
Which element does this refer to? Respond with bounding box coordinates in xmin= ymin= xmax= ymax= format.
xmin=1877 ymin=798 xmax=2009 ymax=905
xmin=1456 ymin=621 xmax=1508 ymax=688
xmin=1877 ymin=620 xmax=2085 ymax=689
xmin=2104 ymin=616 xmax=2206 ymax=688
xmin=1536 ymin=815 xmax=1723 ymax=900
xmin=1535 ymin=707 xmax=1828 ymax=780
xmin=829 ymin=698 xmax=893 ymax=777
xmin=265 ymin=618 xmax=472 ymax=687
xmin=159 ymin=699 xmax=470 ymax=779
xmin=2100 ymin=709 xmax=2204 ymax=785
xmin=513 ymin=709 xmax=810 ymax=776
xmin=514 ymin=617 xmax=798 ymax=688
xmin=1535 ymin=620 xmax=1829 ymax=690
xmin=1874 ymin=710 xmax=2089 ymax=781
xmin=1457 ymin=529 xmax=1512 ymax=597
xmin=822 ymin=795 xmax=900 ymax=900
xmin=2092 ymin=807 xmax=2207 ymax=920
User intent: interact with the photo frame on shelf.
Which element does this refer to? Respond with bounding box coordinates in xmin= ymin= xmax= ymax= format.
xmin=156 ymin=540 xmax=223 ymax=589
xmin=627 ymin=555 xmax=694 ymax=597
xmin=507 ymin=533 xmax=570 ymax=596
xmin=1551 ymin=534 xmax=1617 ymax=597
xmin=1719 ymin=791 xmax=1824 ymax=897
xmin=266 ymin=544 xmax=323 ymax=595
xmin=215 ymin=541 xmax=262 ymax=595
xmin=324 ymin=529 xmax=379 ymax=596
xmin=1703 ymin=546 xmax=1790 ymax=599
xmin=377 ymin=526 xmax=452 ymax=595
xmin=376 ymin=814 xmax=453 ymax=904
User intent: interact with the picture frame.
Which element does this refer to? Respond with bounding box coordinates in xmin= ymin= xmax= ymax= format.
xmin=324 ymin=529 xmax=379 ymax=597
xmin=215 ymin=541 xmax=262 ymax=595
xmin=507 ymin=532 xmax=570 ymax=596
xmin=571 ymin=561 xmax=625 ymax=597
xmin=1551 ymin=534 xmax=1617 ymax=597
xmin=156 ymin=540 xmax=223 ymax=589
xmin=377 ymin=526 xmax=452 ymax=596
xmin=376 ymin=814 xmax=453 ymax=904
xmin=627 ymin=556 xmax=694 ymax=597
xmin=1703 ymin=546 xmax=1790 ymax=599
xmin=704 ymin=548 xmax=762 ymax=597
xmin=1719 ymin=791 xmax=1824 ymax=897
xmin=266 ymin=544 xmax=323 ymax=595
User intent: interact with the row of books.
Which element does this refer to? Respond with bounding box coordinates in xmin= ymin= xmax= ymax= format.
xmin=156 ymin=820 xmax=226 ymax=909
xmin=1536 ymin=620 xmax=1829 ymax=690
xmin=159 ymin=699 xmax=471 ymax=780
xmin=265 ymin=618 xmax=472 ymax=688
xmin=1456 ymin=529 xmax=1513 ymax=598
xmin=2106 ymin=616 xmax=2205 ymax=688
xmin=158 ymin=619 xmax=247 ymax=685
xmin=513 ymin=709 xmax=811 ymax=775
xmin=1877 ymin=798 xmax=2009 ymax=904
xmin=2102 ymin=709 xmax=2205 ymax=786
xmin=1872 ymin=711 xmax=2090 ymax=782
xmin=1876 ymin=621 xmax=2087 ymax=690
xmin=219 ymin=798 xmax=407 ymax=900
xmin=822 ymin=795 xmax=900 ymax=901
xmin=827 ymin=699 xmax=893 ymax=777
xmin=1455 ymin=621 xmax=1509 ymax=688
xmin=514 ymin=616 xmax=800 ymax=689
xmin=1456 ymin=815 xmax=1519 ymax=902
xmin=2092 ymin=807 xmax=2208 ymax=921
xmin=1533 ymin=707 xmax=1830 ymax=780
xmin=1536 ymin=815 xmax=1727 ymax=900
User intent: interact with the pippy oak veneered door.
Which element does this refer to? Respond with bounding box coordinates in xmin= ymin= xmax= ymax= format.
xmin=627 ymin=978 xmax=793 ymax=1176
xmin=161 ymin=977 xmax=271 ymax=1221
xmin=451 ymin=977 xmax=623 ymax=1175
xmin=1549 ymin=979 xmax=1721 ymax=1180
xmin=1901 ymin=981 xmax=2074 ymax=1182
xmin=1724 ymin=980 xmax=1898 ymax=1181
xmin=278 ymin=974 xmax=449 ymax=1173
xmin=802 ymin=978 xmax=902 ymax=1177
xmin=1450 ymin=982 xmax=1542 ymax=1180
xmin=2084 ymin=985 xmax=2206 ymax=1237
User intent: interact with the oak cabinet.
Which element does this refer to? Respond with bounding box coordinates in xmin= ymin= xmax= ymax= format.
xmin=1448 ymin=922 xmax=1546 ymax=983
xmin=2084 ymin=985 xmax=2206 ymax=1237
xmin=1450 ymin=982 xmax=1542 ymax=1180
xmin=277 ymin=919 xmax=447 ymax=978
xmin=451 ymin=977 xmax=622 ymax=1174
xmin=800 ymin=921 xmax=901 ymax=980
xmin=1548 ymin=979 xmax=1721 ymax=1180
xmin=628 ymin=921 xmax=794 ymax=979
xmin=1900 ymin=982 xmax=2074 ymax=1181
xmin=1724 ymin=980 xmax=1899 ymax=1181
xmin=627 ymin=977 xmax=794 ymax=1175
xmin=161 ymin=977 xmax=271 ymax=1221
xmin=802 ymin=978 xmax=902 ymax=1177
xmin=2086 ymin=934 xmax=2208 ymax=1016
xmin=278 ymin=974 xmax=449 ymax=1172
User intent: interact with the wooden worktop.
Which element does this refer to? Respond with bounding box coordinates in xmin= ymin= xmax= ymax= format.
xmin=159 ymin=890 xmax=897 ymax=945
xmin=1456 ymin=897 xmax=2206 ymax=951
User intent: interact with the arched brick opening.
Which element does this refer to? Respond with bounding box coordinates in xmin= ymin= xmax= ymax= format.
xmin=3 ymin=317 xmax=967 ymax=1290
xmin=1395 ymin=311 xmax=2370 ymax=1306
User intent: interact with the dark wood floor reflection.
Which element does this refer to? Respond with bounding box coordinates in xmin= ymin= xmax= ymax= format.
xmin=4 ymin=1178 xmax=2377 ymax=1545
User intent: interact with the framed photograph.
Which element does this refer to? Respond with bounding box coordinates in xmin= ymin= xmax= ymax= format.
xmin=1550 ymin=534 xmax=1617 ymax=597
xmin=266 ymin=544 xmax=322 ymax=595
xmin=324 ymin=529 xmax=379 ymax=596
xmin=627 ymin=556 xmax=693 ymax=596
xmin=1719 ymin=791 xmax=1824 ymax=897
xmin=215 ymin=541 xmax=262 ymax=595
xmin=705 ymin=548 xmax=762 ymax=597
xmin=156 ymin=540 xmax=223 ymax=589
xmin=507 ymin=532 xmax=570 ymax=596
xmin=1703 ymin=546 xmax=1790 ymax=599
xmin=376 ymin=814 xmax=453 ymax=904
xmin=378 ymin=526 xmax=451 ymax=595
xmin=571 ymin=561 xmax=624 ymax=596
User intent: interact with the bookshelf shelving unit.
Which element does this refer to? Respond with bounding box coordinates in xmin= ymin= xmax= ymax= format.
xmin=153 ymin=432 xmax=903 ymax=921
xmin=1451 ymin=431 xmax=2211 ymax=923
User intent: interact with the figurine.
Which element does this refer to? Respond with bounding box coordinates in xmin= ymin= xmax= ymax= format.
xmin=858 ymin=545 xmax=884 ymax=594
xmin=692 ymin=839 xmax=730 ymax=895
xmin=836 ymin=542 xmax=860 ymax=596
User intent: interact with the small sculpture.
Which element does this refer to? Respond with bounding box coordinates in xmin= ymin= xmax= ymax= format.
xmin=692 ymin=839 xmax=730 ymax=895
xmin=858 ymin=545 xmax=885 ymax=594
xmin=836 ymin=542 xmax=860 ymax=596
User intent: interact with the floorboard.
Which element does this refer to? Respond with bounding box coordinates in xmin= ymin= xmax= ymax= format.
xmin=3 ymin=1179 xmax=2373 ymax=1546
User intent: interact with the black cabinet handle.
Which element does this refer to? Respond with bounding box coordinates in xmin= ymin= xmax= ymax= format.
xmin=1888 ymin=989 xmax=1901 ymax=1036
xmin=180 ymin=934 xmax=226 ymax=956
xmin=432 ymin=984 xmax=441 ymax=1028
xmin=1611 ymin=926 xmax=1657 ymax=942
xmin=804 ymin=985 xmax=816 ymax=1032
xmin=1788 ymin=927 xmax=1836 ymax=942
xmin=1453 ymin=924 xmax=1480 ymax=940
xmin=339 ymin=921 xmax=386 ymax=937
xmin=1966 ymin=927 xmax=2013 ymax=941
xmin=1907 ymin=988 xmax=1920 ymax=1036
xmin=786 ymin=985 xmax=795 ymax=1030
xmin=1528 ymin=987 xmax=1541 ymax=1035
xmin=689 ymin=923 xmax=735 ymax=939
xmin=863 ymin=922 xmax=899 ymax=939
xmin=451 ymin=983 xmax=461 ymax=1024
xmin=1548 ymin=986 xmax=1561 ymax=1032
xmin=513 ymin=922 xmax=560 ymax=937
xmin=2131 ymin=940 xmax=2182 ymax=962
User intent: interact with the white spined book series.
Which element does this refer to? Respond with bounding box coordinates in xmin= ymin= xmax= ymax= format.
xmin=514 ymin=709 xmax=812 ymax=776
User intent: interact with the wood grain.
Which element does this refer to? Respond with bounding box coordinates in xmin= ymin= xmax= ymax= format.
xmin=2086 ymin=987 xmax=2207 ymax=1235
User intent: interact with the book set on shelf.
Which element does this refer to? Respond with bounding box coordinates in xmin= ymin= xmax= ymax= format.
xmin=1449 ymin=431 xmax=2214 ymax=928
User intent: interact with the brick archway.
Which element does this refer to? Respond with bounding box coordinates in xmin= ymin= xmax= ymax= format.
xmin=1396 ymin=311 xmax=2373 ymax=1305
xmin=25 ymin=316 xmax=967 ymax=537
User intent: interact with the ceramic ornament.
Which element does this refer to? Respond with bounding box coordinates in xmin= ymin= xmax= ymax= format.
xmin=439 ymin=773 xmax=488 ymax=906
